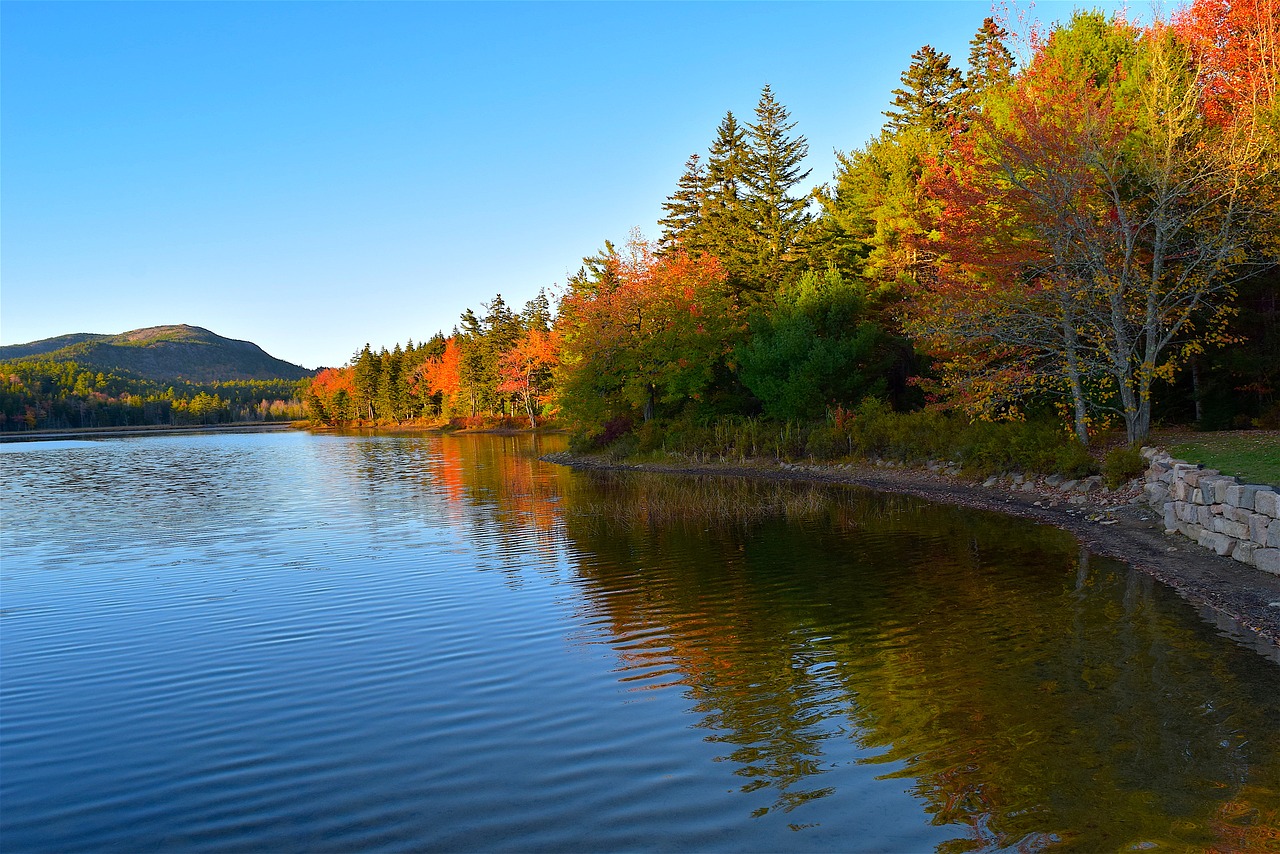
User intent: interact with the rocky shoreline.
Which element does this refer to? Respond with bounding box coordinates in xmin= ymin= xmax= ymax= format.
xmin=542 ymin=450 xmax=1280 ymax=659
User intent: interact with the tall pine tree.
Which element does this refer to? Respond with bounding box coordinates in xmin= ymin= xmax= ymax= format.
xmin=884 ymin=45 xmax=965 ymax=133
xmin=658 ymin=154 xmax=707 ymax=253
xmin=701 ymin=111 xmax=754 ymax=275
xmin=965 ymin=17 xmax=1015 ymax=107
xmin=743 ymin=84 xmax=812 ymax=283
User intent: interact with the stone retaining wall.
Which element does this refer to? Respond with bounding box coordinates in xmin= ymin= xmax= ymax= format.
xmin=1142 ymin=447 xmax=1280 ymax=575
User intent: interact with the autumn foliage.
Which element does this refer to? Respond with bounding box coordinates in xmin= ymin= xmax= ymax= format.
xmin=307 ymin=7 xmax=1278 ymax=444
xmin=555 ymin=237 xmax=744 ymax=433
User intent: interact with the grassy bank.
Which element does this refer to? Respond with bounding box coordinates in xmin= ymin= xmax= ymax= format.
xmin=580 ymin=402 xmax=1118 ymax=481
xmin=1166 ymin=432 xmax=1280 ymax=487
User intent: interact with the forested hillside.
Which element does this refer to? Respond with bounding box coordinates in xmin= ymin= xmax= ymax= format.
xmin=1 ymin=325 xmax=310 ymax=431
xmin=0 ymin=324 xmax=312 ymax=382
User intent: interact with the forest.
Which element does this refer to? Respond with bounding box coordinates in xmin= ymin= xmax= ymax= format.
xmin=0 ymin=360 xmax=306 ymax=431
xmin=237 ymin=4 xmax=1280 ymax=459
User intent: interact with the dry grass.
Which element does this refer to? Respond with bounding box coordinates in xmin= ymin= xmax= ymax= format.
xmin=568 ymin=472 xmax=838 ymax=529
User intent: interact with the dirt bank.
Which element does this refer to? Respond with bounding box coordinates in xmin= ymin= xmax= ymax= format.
xmin=543 ymin=451 xmax=1280 ymax=657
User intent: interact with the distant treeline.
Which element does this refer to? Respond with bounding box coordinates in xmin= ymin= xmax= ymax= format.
xmin=307 ymin=292 xmax=554 ymax=427
xmin=0 ymin=359 xmax=306 ymax=431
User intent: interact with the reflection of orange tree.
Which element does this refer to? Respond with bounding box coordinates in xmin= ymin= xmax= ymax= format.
xmin=431 ymin=433 xmax=566 ymax=565
xmin=557 ymin=477 xmax=1280 ymax=846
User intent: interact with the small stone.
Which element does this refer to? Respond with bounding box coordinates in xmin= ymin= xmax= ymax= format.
xmin=1233 ymin=542 xmax=1256 ymax=566
xmin=1219 ymin=518 xmax=1249 ymax=540
xmin=1144 ymin=483 xmax=1170 ymax=506
xmin=1250 ymin=513 xmax=1270 ymax=546
xmin=982 ymin=476 xmax=998 ymax=488
xmin=1255 ymin=548 xmax=1280 ymax=575
xmin=1209 ymin=532 xmax=1236 ymax=557
xmin=1045 ymin=474 xmax=1064 ymax=487
xmin=1225 ymin=484 xmax=1261 ymax=510
xmin=1059 ymin=479 xmax=1078 ymax=492
xmin=1255 ymin=490 xmax=1280 ymax=519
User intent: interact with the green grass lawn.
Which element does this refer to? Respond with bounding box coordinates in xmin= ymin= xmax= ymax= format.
xmin=1167 ymin=432 xmax=1280 ymax=487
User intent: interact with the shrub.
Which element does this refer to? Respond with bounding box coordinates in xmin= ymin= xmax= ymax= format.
xmin=1103 ymin=444 xmax=1145 ymax=488
xmin=806 ymin=424 xmax=849 ymax=460
xmin=1053 ymin=440 xmax=1098 ymax=479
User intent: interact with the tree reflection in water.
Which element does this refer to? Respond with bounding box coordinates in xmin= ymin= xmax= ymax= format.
xmin=426 ymin=433 xmax=1280 ymax=851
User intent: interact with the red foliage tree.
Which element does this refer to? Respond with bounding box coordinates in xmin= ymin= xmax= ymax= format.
xmin=498 ymin=327 xmax=558 ymax=428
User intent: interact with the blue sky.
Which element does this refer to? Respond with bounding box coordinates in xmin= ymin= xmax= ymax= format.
xmin=3 ymin=1 xmax=1141 ymax=370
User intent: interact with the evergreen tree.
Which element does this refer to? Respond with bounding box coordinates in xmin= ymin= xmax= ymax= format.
xmin=521 ymin=289 xmax=553 ymax=332
xmin=566 ymin=241 xmax=622 ymax=298
xmin=743 ymin=84 xmax=812 ymax=280
xmin=352 ymin=344 xmax=379 ymax=421
xmin=657 ymin=154 xmax=707 ymax=253
xmin=884 ymin=45 xmax=965 ymax=133
xmin=457 ymin=309 xmax=486 ymax=416
xmin=965 ymin=17 xmax=1015 ymax=105
xmin=701 ymin=111 xmax=754 ymax=275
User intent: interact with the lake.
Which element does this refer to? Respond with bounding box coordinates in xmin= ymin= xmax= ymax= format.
xmin=3 ymin=430 xmax=1278 ymax=851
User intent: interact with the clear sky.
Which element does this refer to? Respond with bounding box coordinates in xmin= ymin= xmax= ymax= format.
xmin=2 ymin=1 xmax=1143 ymax=370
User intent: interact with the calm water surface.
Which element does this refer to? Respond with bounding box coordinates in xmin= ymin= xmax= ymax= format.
xmin=2 ymin=430 xmax=1279 ymax=852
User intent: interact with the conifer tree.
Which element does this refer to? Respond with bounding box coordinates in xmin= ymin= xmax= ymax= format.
xmin=658 ymin=154 xmax=707 ymax=253
xmin=744 ymin=84 xmax=812 ymax=279
xmin=352 ymin=344 xmax=379 ymax=421
xmin=884 ymin=45 xmax=966 ymax=133
xmin=701 ymin=111 xmax=754 ymax=274
xmin=965 ymin=17 xmax=1016 ymax=106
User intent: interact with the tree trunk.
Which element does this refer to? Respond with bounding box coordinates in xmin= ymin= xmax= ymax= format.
xmin=1191 ymin=355 xmax=1203 ymax=424
xmin=1061 ymin=313 xmax=1090 ymax=446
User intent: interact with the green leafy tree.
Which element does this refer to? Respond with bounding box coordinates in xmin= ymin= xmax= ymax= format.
xmin=735 ymin=268 xmax=892 ymax=420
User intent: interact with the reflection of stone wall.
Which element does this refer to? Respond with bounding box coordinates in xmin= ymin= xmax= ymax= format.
xmin=1142 ymin=447 xmax=1280 ymax=575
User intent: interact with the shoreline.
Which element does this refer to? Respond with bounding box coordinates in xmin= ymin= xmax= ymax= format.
xmin=0 ymin=422 xmax=298 ymax=443
xmin=542 ymin=450 xmax=1280 ymax=659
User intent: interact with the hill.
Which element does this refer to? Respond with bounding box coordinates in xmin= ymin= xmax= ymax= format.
xmin=0 ymin=325 xmax=313 ymax=383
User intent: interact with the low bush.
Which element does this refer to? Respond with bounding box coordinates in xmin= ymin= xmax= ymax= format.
xmin=1103 ymin=444 xmax=1145 ymax=489
xmin=805 ymin=424 xmax=849 ymax=460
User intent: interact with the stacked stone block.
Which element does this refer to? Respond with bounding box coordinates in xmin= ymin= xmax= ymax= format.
xmin=1142 ymin=448 xmax=1280 ymax=575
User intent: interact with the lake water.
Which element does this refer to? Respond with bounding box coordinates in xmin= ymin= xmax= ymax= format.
xmin=3 ymin=430 xmax=1279 ymax=851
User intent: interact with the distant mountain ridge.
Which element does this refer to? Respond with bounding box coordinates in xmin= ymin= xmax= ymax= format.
xmin=0 ymin=325 xmax=313 ymax=383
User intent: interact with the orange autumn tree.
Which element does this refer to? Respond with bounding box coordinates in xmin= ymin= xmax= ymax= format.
xmin=1174 ymin=0 xmax=1279 ymax=128
xmin=914 ymin=11 xmax=1277 ymax=445
xmin=498 ymin=326 xmax=558 ymax=428
xmin=411 ymin=336 xmax=463 ymax=417
xmin=307 ymin=367 xmax=358 ymax=424
xmin=555 ymin=235 xmax=745 ymax=435
xmin=912 ymin=22 xmax=1134 ymax=443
